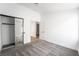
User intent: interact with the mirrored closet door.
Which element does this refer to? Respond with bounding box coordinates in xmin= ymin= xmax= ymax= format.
xmin=15 ymin=18 xmax=24 ymax=47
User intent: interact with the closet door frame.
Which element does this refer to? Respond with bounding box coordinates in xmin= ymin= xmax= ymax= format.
xmin=0 ymin=14 xmax=24 ymax=51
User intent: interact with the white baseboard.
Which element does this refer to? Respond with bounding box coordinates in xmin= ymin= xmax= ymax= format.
xmin=41 ymin=39 xmax=78 ymax=51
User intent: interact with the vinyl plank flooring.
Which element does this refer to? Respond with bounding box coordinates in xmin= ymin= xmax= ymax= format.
xmin=0 ymin=40 xmax=78 ymax=56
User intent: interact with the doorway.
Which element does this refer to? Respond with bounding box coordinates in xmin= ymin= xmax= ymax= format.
xmin=0 ymin=14 xmax=24 ymax=51
xmin=36 ymin=23 xmax=39 ymax=38
xmin=31 ymin=21 xmax=40 ymax=43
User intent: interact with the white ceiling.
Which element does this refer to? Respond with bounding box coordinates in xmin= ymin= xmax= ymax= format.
xmin=18 ymin=3 xmax=79 ymax=13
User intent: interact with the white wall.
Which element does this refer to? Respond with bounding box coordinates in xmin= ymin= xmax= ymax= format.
xmin=0 ymin=3 xmax=40 ymax=51
xmin=40 ymin=9 xmax=78 ymax=50
xmin=78 ymin=8 xmax=79 ymax=53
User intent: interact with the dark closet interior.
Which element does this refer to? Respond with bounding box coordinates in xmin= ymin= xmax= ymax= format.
xmin=1 ymin=16 xmax=15 ymax=49
xmin=0 ymin=14 xmax=24 ymax=51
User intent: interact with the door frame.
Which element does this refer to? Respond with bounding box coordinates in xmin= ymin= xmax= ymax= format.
xmin=30 ymin=20 xmax=40 ymax=42
xmin=0 ymin=14 xmax=24 ymax=51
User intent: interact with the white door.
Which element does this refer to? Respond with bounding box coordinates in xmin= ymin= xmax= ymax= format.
xmin=15 ymin=18 xmax=24 ymax=47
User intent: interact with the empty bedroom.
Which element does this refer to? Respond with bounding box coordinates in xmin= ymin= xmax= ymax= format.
xmin=0 ymin=3 xmax=79 ymax=56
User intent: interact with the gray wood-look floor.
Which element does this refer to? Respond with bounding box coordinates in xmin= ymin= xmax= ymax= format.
xmin=0 ymin=40 xmax=78 ymax=56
